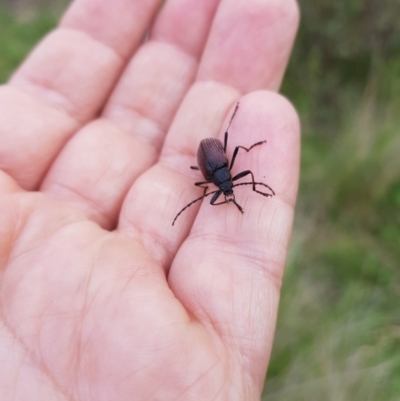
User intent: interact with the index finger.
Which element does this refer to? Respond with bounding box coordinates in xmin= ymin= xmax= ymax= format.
xmin=169 ymin=91 xmax=300 ymax=391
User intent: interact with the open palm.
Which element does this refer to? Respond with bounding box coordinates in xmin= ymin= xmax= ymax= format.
xmin=0 ymin=0 xmax=300 ymax=400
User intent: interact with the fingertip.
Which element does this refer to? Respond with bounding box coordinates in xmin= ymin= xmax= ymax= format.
xmin=233 ymin=91 xmax=301 ymax=205
xmin=197 ymin=0 xmax=300 ymax=91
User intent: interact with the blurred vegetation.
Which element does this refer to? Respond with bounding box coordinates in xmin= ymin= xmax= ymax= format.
xmin=264 ymin=1 xmax=400 ymax=400
xmin=0 ymin=6 xmax=58 ymax=82
xmin=0 ymin=0 xmax=399 ymax=399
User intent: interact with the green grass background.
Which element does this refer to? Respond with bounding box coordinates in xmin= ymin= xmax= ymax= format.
xmin=1 ymin=1 xmax=399 ymax=399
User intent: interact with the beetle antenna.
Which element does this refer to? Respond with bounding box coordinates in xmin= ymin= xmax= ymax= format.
xmin=225 ymin=102 xmax=239 ymax=133
xmin=232 ymin=181 xmax=275 ymax=197
xmin=172 ymin=190 xmax=219 ymax=226
xmin=232 ymin=198 xmax=244 ymax=213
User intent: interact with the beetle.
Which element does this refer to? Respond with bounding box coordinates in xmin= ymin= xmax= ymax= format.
xmin=172 ymin=103 xmax=275 ymax=226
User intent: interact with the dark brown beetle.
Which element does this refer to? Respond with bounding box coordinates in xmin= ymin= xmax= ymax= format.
xmin=172 ymin=103 xmax=275 ymax=226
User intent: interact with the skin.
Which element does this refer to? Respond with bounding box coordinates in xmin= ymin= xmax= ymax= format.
xmin=0 ymin=0 xmax=300 ymax=400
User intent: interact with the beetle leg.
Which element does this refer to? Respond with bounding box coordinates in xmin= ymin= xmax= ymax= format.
xmin=232 ymin=174 xmax=275 ymax=198
xmin=210 ymin=190 xmax=223 ymax=204
xmin=232 ymin=170 xmax=275 ymax=197
xmin=190 ymin=166 xmax=200 ymax=170
xmin=232 ymin=181 xmax=275 ymax=196
xmin=232 ymin=170 xmax=255 ymax=189
xmin=194 ymin=180 xmax=211 ymax=186
xmin=229 ymin=141 xmax=266 ymax=171
xmin=195 ymin=180 xmax=212 ymax=195
xmin=210 ymin=191 xmax=244 ymax=213
xmin=223 ymin=132 xmax=228 ymax=153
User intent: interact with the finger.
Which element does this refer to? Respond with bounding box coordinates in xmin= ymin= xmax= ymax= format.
xmin=117 ymin=90 xmax=299 ymax=390
xmin=0 ymin=0 xmax=161 ymax=190
xmin=170 ymin=91 xmax=300 ymax=391
xmin=41 ymin=0 xmax=222 ymax=228
xmin=118 ymin=0 xmax=299 ymax=262
xmin=198 ymin=0 xmax=299 ymax=92
xmin=151 ymin=0 xmax=221 ymax=60
xmin=60 ymin=0 xmax=162 ymax=60
xmin=0 ymin=171 xmax=22 ymax=195
xmin=102 ymin=0 xmax=221 ymax=150
xmin=0 ymin=86 xmax=77 ymax=189
xmin=119 ymin=87 xmax=297 ymax=269
xmin=12 ymin=0 xmax=162 ymax=119
xmin=118 ymin=84 xmax=237 ymax=266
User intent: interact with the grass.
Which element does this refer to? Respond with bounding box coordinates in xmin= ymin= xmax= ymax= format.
xmin=263 ymin=92 xmax=400 ymax=399
xmin=263 ymin=5 xmax=400 ymax=397
xmin=0 ymin=7 xmax=57 ymax=82
xmin=1 ymin=2 xmax=399 ymax=400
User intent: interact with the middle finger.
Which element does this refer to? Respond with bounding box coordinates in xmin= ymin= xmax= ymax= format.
xmin=119 ymin=0 xmax=300 ymax=266
xmin=41 ymin=0 xmax=222 ymax=228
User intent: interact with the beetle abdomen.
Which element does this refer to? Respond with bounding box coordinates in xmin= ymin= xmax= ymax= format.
xmin=197 ymin=138 xmax=228 ymax=179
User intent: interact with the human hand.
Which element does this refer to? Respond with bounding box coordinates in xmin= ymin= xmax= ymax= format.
xmin=0 ymin=0 xmax=300 ymax=399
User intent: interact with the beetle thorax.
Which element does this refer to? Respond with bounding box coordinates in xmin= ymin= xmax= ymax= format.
xmin=219 ymin=178 xmax=233 ymax=195
xmin=211 ymin=167 xmax=232 ymax=189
